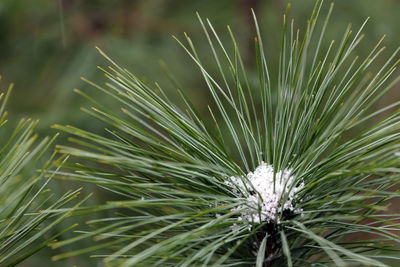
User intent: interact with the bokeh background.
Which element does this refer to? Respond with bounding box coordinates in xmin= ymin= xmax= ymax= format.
xmin=0 ymin=0 xmax=399 ymax=266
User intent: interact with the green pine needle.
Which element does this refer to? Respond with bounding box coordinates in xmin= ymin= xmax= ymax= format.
xmin=0 ymin=82 xmax=83 ymax=266
xmin=53 ymin=0 xmax=400 ymax=266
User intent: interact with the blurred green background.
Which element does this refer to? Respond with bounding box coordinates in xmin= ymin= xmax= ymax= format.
xmin=1 ymin=0 xmax=399 ymax=134
xmin=1 ymin=0 xmax=399 ymax=266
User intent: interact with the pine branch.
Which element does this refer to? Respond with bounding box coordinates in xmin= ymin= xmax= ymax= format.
xmin=52 ymin=1 xmax=400 ymax=266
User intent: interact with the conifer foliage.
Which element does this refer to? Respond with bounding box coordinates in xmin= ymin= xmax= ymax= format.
xmin=53 ymin=0 xmax=400 ymax=266
xmin=0 ymin=82 xmax=82 ymax=266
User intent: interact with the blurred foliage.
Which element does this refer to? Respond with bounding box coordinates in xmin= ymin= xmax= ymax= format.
xmin=1 ymin=0 xmax=399 ymax=134
xmin=0 ymin=0 xmax=399 ymax=266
